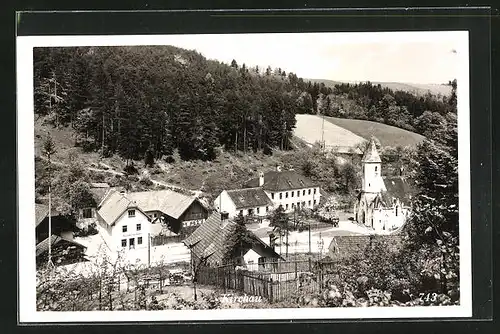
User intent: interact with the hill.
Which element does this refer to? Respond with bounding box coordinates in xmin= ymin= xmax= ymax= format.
xmin=324 ymin=116 xmax=425 ymax=148
xmin=307 ymin=78 xmax=452 ymax=97
xmin=294 ymin=114 xmax=365 ymax=151
xmin=293 ymin=114 xmax=425 ymax=149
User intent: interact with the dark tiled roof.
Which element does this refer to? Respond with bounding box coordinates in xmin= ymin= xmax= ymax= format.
xmin=327 ymin=235 xmax=404 ymax=261
xmin=183 ymin=212 xmax=236 ymax=266
xmin=382 ymin=176 xmax=415 ymax=206
xmin=36 ymin=235 xmax=87 ymax=257
xmin=226 ymin=188 xmax=274 ymax=209
xmin=361 ymin=139 xmax=382 ymax=163
xmin=35 ymin=203 xmax=60 ymax=227
xmin=184 ymin=212 xmax=282 ymax=267
xmin=244 ymin=171 xmax=316 ymax=191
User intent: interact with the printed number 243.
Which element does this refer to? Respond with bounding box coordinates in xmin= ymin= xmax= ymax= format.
xmin=419 ymin=293 xmax=437 ymax=302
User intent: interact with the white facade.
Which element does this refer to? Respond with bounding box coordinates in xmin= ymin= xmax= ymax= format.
xmin=213 ymin=190 xmax=272 ymax=218
xmin=97 ymin=207 xmax=152 ymax=252
xmin=362 ymin=161 xmax=386 ymax=193
xmin=266 ymin=187 xmax=321 ymax=213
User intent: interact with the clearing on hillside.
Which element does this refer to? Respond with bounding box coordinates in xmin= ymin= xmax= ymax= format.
xmin=324 ymin=117 xmax=425 ymax=148
xmin=294 ymin=114 xmax=366 ymax=152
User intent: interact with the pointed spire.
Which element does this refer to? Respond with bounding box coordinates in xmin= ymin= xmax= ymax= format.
xmin=361 ymin=138 xmax=381 ymax=163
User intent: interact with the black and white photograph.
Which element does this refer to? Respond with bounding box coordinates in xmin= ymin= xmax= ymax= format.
xmin=17 ymin=30 xmax=471 ymax=322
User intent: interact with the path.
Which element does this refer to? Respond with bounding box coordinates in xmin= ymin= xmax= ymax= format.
xmin=37 ymin=155 xmax=202 ymax=197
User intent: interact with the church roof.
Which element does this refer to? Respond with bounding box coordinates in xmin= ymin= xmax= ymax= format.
xmin=361 ymin=139 xmax=382 ymax=163
xmin=381 ymin=176 xmax=415 ymax=206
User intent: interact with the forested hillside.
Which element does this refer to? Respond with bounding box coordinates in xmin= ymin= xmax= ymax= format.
xmin=34 ymin=46 xmax=456 ymax=165
xmin=34 ymin=46 xmax=306 ymax=162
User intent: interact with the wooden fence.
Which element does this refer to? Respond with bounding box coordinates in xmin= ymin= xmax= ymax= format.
xmin=196 ymin=259 xmax=334 ymax=303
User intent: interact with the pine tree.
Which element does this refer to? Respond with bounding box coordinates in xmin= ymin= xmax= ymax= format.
xmin=224 ymin=212 xmax=255 ymax=265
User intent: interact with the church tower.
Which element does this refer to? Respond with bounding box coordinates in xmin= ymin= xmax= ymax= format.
xmin=361 ymin=138 xmax=385 ymax=193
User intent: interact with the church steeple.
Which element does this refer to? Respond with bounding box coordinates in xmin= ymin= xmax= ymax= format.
xmin=362 ymin=138 xmax=382 ymax=163
xmin=361 ymin=138 xmax=384 ymax=193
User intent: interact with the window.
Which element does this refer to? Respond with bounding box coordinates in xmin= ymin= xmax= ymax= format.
xmin=303 ymin=190 xmax=306 ymax=196
xmin=257 ymin=207 xmax=260 ymax=214
xmin=285 ymin=192 xmax=288 ymax=198
xmin=279 ymin=193 xmax=283 ymax=200
xmin=314 ymin=200 xmax=317 ymax=205
xmin=297 ymin=202 xmax=300 ymax=207
xmin=129 ymin=238 xmax=135 ymax=249
xmin=285 ymin=204 xmax=289 ymax=210
xmin=308 ymin=189 xmax=311 ymax=195
xmin=291 ymin=191 xmax=294 ymax=197
xmin=122 ymin=225 xmax=128 ymax=233
xmin=121 ymin=239 xmax=127 ymax=247
xmin=136 ymin=223 xmax=141 ymax=231
xmin=302 ymin=201 xmax=305 ymax=207
xmin=128 ymin=209 xmax=135 ymax=218
xmin=308 ymin=200 xmax=311 ymax=206
xmin=82 ymin=208 xmax=93 ymax=219
xmin=266 ymin=206 xmax=269 ymax=212
xmin=292 ymin=203 xmax=295 ymax=209
xmin=297 ymin=191 xmax=300 ymax=197
xmin=375 ymin=166 xmax=378 ymax=171
xmin=314 ymin=188 xmax=317 ymax=194
xmin=395 ymin=206 xmax=398 ymax=217
xmin=153 ymin=213 xmax=157 ymax=218
xmin=138 ymin=237 xmax=143 ymax=245
xmin=271 ymin=193 xmax=275 ymax=200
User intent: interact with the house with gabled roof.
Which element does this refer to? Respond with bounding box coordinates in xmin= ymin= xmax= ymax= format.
xmin=244 ymin=167 xmax=321 ymax=213
xmin=353 ymin=138 xmax=414 ymax=233
xmin=126 ymin=190 xmax=209 ymax=234
xmin=183 ymin=212 xmax=284 ymax=271
xmin=95 ymin=190 xmax=152 ymax=252
xmin=213 ymin=187 xmax=274 ymax=219
xmin=35 ymin=203 xmax=79 ymax=244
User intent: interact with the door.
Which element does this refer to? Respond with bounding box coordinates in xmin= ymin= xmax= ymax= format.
xmin=129 ymin=238 xmax=135 ymax=249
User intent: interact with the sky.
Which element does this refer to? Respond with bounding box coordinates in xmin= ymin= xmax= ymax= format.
xmin=151 ymin=31 xmax=463 ymax=85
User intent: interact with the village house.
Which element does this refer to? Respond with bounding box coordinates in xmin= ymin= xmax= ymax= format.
xmin=126 ymin=190 xmax=209 ymax=234
xmin=35 ymin=203 xmax=79 ymax=244
xmin=35 ymin=203 xmax=86 ymax=267
xmin=244 ymin=167 xmax=321 ymax=213
xmin=95 ymin=190 xmax=153 ymax=252
xmin=353 ymin=139 xmax=413 ymax=232
xmin=183 ymin=212 xmax=283 ymax=271
xmin=77 ymin=182 xmax=114 ymax=229
xmin=213 ymin=187 xmax=274 ymax=220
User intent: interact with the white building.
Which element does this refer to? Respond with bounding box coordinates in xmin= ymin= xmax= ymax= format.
xmin=213 ymin=187 xmax=274 ymax=219
xmin=353 ymin=139 xmax=412 ymax=233
xmin=96 ymin=191 xmax=152 ymax=252
xmin=244 ymin=167 xmax=321 ymax=213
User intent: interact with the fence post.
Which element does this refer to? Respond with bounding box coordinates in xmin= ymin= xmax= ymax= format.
xmin=308 ymin=257 xmax=312 ymax=272
xmin=268 ymin=278 xmax=273 ymax=304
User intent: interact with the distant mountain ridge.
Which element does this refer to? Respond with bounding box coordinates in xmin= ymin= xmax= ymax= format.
xmin=307 ymin=78 xmax=452 ymax=97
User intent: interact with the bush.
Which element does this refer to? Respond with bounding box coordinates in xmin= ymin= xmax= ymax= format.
xmin=74 ymin=223 xmax=98 ymax=238
xmin=123 ymin=164 xmax=139 ymax=175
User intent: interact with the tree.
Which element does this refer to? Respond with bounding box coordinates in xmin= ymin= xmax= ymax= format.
xmin=230 ymin=59 xmax=238 ymax=69
xmin=223 ymin=212 xmax=255 ymax=265
xmin=404 ymin=110 xmax=459 ymax=296
xmin=269 ymin=205 xmax=290 ymax=237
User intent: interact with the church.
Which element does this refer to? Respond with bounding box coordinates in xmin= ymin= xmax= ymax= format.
xmin=353 ymin=138 xmax=413 ymax=233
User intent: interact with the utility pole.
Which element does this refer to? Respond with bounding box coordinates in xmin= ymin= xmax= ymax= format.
xmin=148 ymin=233 xmax=151 ymax=267
xmin=285 ymin=217 xmax=288 ymax=258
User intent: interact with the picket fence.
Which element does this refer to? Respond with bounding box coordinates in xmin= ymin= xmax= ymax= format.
xmin=196 ymin=259 xmax=336 ymax=303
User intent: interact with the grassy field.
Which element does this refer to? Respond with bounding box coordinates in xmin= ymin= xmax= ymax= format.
xmin=324 ymin=116 xmax=425 ymax=148
xmin=294 ymin=114 xmax=366 ymax=148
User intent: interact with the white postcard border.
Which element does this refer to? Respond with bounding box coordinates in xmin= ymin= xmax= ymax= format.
xmin=17 ymin=31 xmax=472 ymax=323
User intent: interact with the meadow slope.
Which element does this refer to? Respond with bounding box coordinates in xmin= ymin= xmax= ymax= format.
xmin=324 ymin=116 xmax=425 ymax=148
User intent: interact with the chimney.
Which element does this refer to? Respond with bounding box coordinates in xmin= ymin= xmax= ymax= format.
xmin=259 ymin=171 xmax=264 ymax=187
xmin=276 ymin=165 xmax=282 ymax=172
